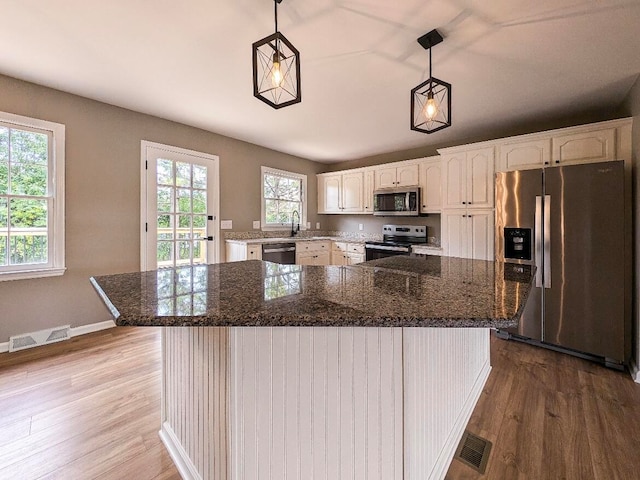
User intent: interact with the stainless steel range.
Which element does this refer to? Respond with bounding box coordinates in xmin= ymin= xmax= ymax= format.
xmin=364 ymin=224 xmax=428 ymax=261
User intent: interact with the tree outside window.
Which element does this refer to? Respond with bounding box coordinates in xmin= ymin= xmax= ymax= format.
xmin=261 ymin=167 xmax=306 ymax=228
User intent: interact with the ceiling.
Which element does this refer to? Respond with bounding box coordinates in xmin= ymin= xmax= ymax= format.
xmin=1 ymin=1 xmax=640 ymax=163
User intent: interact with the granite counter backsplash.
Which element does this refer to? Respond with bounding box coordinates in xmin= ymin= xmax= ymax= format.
xmin=90 ymin=256 xmax=533 ymax=329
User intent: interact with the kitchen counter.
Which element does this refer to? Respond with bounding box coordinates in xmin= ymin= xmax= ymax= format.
xmin=90 ymin=255 xmax=533 ymax=480
xmin=225 ymin=236 xmax=365 ymax=245
xmin=90 ymin=255 xmax=532 ymax=329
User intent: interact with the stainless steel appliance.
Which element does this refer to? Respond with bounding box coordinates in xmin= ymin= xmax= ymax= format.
xmin=365 ymin=224 xmax=428 ymax=260
xmin=373 ymin=187 xmax=420 ymax=216
xmin=262 ymin=242 xmax=296 ymax=264
xmin=495 ymin=160 xmax=630 ymax=368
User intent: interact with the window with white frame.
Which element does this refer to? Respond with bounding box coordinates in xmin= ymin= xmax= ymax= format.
xmin=261 ymin=166 xmax=306 ymax=229
xmin=0 ymin=112 xmax=65 ymax=281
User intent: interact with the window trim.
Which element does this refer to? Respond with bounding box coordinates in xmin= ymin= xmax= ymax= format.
xmin=261 ymin=166 xmax=307 ymax=231
xmin=0 ymin=111 xmax=65 ymax=282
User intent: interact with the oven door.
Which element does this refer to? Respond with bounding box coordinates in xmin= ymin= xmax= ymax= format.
xmin=365 ymin=244 xmax=411 ymax=261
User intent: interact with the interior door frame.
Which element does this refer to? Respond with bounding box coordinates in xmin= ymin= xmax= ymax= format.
xmin=140 ymin=140 xmax=220 ymax=271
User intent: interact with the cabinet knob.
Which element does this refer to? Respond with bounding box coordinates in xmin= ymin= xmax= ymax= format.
xmin=468 ymin=202 xmax=472 ymax=205
xmin=462 ymin=201 xmax=467 ymax=205
xmin=544 ymin=161 xmax=549 ymax=165
xmin=422 ymin=205 xmax=426 ymax=208
xmin=555 ymin=160 xmax=560 ymax=164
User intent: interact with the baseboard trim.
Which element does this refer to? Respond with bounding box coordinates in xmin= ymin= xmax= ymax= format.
xmin=70 ymin=320 xmax=116 ymax=337
xmin=630 ymin=358 xmax=640 ymax=384
xmin=159 ymin=421 xmax=200 ymax=480
xmin=0 ymin=320 xmax=116 ymax=354
xmin=430 ymin=360 xmax=493 ymax=480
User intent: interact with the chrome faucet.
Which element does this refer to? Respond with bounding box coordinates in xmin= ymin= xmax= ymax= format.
xmin=291 ymin=210 xmax=300 ymax=237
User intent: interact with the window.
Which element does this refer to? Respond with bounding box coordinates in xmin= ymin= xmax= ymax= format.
xmin=261 ymin=166 xmax=306 ymax=229
xmin=0 ymin=111 xmax=65 ymax=281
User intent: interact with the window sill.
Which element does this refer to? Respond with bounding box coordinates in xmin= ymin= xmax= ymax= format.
xmin=0 ymin=267 xmax=67 ymax=282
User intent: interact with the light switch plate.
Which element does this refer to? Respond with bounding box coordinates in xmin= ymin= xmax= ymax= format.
xmin=306 ymin=222 xmax=311 ymax=229
xmin=359 ymin=224 xmax=364 ymax=231
xmin=253 ymin=220 xmax=261 ymax=229
xmin=220 ymin=220 xmax=233 ymax=230
xmin=316 ymin=222 xmax=320 ymax=229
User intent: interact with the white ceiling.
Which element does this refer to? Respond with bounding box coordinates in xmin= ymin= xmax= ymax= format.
xmin=1 ymin=1 xmax=639 ymax=163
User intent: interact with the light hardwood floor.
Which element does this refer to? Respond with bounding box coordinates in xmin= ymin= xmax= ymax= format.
xmin=0 ymin=327 xmax=180 ymax=479
xmin=446 ymin=334 xmax=640 ymax=479
xmin=1 ymin=327 xmax=639 ymax=479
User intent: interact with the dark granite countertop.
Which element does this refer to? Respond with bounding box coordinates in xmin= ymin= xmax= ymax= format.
xmin=90 ymin=255 xmax=533 ymax=328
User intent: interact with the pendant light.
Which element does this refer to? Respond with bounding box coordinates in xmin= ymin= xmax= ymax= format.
xmin=252 ymin=0 xmax=301 ymax=109
xmin=411 ymin=29 xmax=451 ymax=134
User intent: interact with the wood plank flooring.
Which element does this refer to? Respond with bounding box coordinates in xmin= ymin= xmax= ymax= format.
xmin=1 ymin=327 xmax=639 ymax=479
xmin=0 ymin=327 xmax=180 ymax=479
xmin=446 ymin=334 xmax=640 ymax=480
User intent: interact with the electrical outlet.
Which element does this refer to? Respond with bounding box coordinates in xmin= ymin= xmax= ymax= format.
xmin=253 ymin=220 xmax=260 ymax=229
xmin=306 ymin=222 xmax=311 ymax=229
xmin=358 ymin=224 xmax=364 ymax=231
xmin=316 ymin=222 xmax=320 ymax=229
xmin=220 ymin=220 xmax=233 ymax=230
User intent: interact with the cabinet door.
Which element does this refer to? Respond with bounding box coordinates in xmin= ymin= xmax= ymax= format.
xmin=442 ymin=154 xmax=467 ymax=209
xmin=331 ymin=251 xmax=348 ymax=265
xmin=467 ymin=210 xmax=494 ymax=261
xmin=346 ymin=253 xmax=365 ymax=265
xmin=342 ymin=171 xmax=364 ymax=212
xmin=247 ymin=245 xmax=262 ymax=260
xmin=552 ymin=128 xmax=616 ymax=166
xmin=442 ymin=211 xmax=468 ymax=258
xmin=375 ymin=167 xmax=397 ymax=189
xmin=315 ymin=251 xmax=331 ymax=266
xmin=419 ymin=159 xmax=442 ymax=212
xmin=467 ymin=147 xmax=495 ymax=209
xmin=296 ymin=253 xmax=314 ymax=265
xmin=498 ymin=138 xmax=551 ymax=171
xmin=363 ymin=169 xmax=375 ymax=214
xmin=320 ymin=174 xmax=342 ymax=213
xmin=396 ymin=164 xmax=420 ymax=186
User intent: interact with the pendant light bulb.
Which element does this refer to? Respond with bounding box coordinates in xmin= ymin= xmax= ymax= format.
xmin=423 ymin=90 xmax=439 ymax=121
xmin=271 ymin=52 xmax=283 ymax=87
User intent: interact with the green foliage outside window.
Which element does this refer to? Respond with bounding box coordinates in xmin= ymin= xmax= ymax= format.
xmin=263 ymin=173 xmax=302 ymax=225
xmin=0 ymin=126 xmax=50 ymax=266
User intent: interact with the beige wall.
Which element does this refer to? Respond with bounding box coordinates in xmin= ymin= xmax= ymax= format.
xmin=0 ymin=74 xmax=324 ymax=343
xmin=623 ymin=75 xmax=640 ymax=379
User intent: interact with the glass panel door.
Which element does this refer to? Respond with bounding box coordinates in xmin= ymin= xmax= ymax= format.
xmin=143 ymin=143 xmax=218 ymax=270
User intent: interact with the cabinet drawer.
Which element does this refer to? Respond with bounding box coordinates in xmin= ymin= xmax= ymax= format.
xmin=332 ymin=241 xmax=348 ymax=252
xmin=347 ymin=243 xmax=365 ymax=254
xmin=297 ymin=240 xmax=331 ymax=252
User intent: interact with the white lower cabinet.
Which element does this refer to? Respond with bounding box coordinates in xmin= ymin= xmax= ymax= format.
xmin=296 ymin=240 xmax=331 ymax=265
xmin=331 ymin=242 xmax=365 ymax=265
xmin=442 ymin=209 xmax=494 ymax=260
xmin=226 ymin=242 xmax=262 ymax=262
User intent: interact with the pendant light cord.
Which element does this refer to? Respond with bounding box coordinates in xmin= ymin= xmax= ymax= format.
xmin=274 ymin=0 xmax=278 ymax=33
xmin=428 ymin=46 xmax=433 ymax=92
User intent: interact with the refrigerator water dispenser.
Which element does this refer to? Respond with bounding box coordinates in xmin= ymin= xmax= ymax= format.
xmin=504 ymin=227 xmax=532 ymax=260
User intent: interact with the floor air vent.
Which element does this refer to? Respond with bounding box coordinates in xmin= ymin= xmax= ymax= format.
xmin=9 ymin=325 xmax=71 ymax=352
xmin=454 ymin=430 xmax=492 ymax=474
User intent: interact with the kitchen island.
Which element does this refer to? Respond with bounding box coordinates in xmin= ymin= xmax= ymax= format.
xmin=91 ymin=256 xmax=533 ymax=480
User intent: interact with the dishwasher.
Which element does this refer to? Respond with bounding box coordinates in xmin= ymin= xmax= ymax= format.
xmin=261 ymin=242 xmax=296 ymax=264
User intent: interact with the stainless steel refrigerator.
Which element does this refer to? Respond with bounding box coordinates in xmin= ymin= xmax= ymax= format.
xmin=495 ymin=160 xmax=630 ymax=368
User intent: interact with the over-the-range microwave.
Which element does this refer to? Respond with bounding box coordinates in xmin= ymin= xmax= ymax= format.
xmin=373 ymin=187 xmax=420 ymax=216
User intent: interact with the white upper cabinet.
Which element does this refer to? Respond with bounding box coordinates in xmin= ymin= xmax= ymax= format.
xmin=442 ymin=147 xmax=494 ymax=210
xmin=496 ymin=120 xmax=628 ymax=172
xmin=341 ymin=171 xmax=364 ymax=212
xmin=363 ymin=169 xmax=375 ymax=214
xmin=551 ymin=128 xmax=616 ymax=166
xmin=375 ymin=163 xmax=419 ymax=189
xmin=499 ymin=138 xmax=551 ymax=171
xmin=418 ymin=157 xmax=442 ymax=213
xmin=318 ymin=171 xmax=364 ymax=214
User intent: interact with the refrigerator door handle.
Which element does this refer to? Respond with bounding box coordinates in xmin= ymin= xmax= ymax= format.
xmin=543 ymin=194 xmax=551 ymax=288
xmin=535 ymin=196 xmax=543 ymax=288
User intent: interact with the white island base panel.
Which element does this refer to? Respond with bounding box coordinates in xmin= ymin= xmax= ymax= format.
xmin=160 ymin=327 xmax=491 ymax=480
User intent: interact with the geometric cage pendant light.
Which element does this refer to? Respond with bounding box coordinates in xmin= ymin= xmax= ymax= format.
xmin=252 ymin=0 xmax=301 ymax=109
xmin=410 ymin=29 xmax=451 ymax=133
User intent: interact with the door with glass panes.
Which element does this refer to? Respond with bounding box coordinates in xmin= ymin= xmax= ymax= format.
xmin=142 ymin=142 xmax=219 ymax=270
